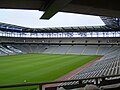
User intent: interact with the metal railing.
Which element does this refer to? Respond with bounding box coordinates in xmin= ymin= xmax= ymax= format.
xmin=0 ymin=74 xmax=120 ymax=90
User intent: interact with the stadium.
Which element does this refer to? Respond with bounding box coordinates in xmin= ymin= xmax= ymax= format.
xmin=0 ymin=0 xmax=120 ymax=90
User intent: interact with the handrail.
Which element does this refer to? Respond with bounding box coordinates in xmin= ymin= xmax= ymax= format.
xmin=0 ymin=74 xmax=120 ymax=89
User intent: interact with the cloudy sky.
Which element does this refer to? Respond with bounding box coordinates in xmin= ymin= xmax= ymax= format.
xmin=0 ymin=9 xmax=105 ymax=28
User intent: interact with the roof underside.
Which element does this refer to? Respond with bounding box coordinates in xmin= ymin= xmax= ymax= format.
xmin=0 ymin=0 xmax=120 ymax=19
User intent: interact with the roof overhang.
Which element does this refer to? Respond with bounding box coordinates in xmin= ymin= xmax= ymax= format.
xmin=0 ymin=0 xmax=120 ymax=19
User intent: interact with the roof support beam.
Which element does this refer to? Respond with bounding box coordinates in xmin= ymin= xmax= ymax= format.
xmin=40 ymin=0 xmax=72 ymax=19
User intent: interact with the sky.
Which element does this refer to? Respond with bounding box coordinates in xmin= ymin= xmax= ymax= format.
xmin=0 ymin=9 xmax=105 ymax=28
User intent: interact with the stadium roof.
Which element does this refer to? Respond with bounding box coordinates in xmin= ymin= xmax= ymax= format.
xmin=0 ymin=0 xmax=120 ymax=32
xmin=0 ymin=16 xmax=119 ymax=32
xmin=0 ymin=16 xmax=119 ymax=33
xmin=0 ymin=0 xmax=120 ymax=19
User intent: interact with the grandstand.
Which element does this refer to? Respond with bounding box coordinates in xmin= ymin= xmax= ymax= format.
xmin=0 ymin=0 xmax=120 ymax=90
xmin=0 ymin=18 xmax=120 ymax=90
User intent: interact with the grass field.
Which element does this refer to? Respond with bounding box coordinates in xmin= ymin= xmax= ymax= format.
xmin=0 ymin=53 xmax=99 ymax=90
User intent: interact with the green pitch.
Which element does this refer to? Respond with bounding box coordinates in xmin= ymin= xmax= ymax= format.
xmin=0 ymin=53 xmax=99 ymax=90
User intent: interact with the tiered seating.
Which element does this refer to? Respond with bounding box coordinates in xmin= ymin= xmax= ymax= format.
xmin=43 ymin=45 xmax=59 ymax=54
xmin=97 ymin=45 xmax=111 ymax=55
xmin=37 ymin=45 xmax=48 ymax=53
xmin=66 ymin=45 xmax=85 ymax=54
xmin=76 ymin=46 xmax=119 ymax=80
xmin=82 ymin=45 xmax=98 ymax=55
xmin=6 ymin=45 xmax=23 ymax=54
xmin=71 ymin=57 xmax=120 ymax=80
xmin=13 ymin=44 xmax=30 ymax=53
xmin=0 ymin=49 xmax=7 ymax=55
xmin=1 ymin=45 xmax=119 ymax=55
xmin=29 ymin=45 xmax=46 ymax=53
xmin=0 ymin=45 xmax=14 ymax=55
xmin=102 ymin=46 xmax=120 ymax=59
xmin=52 ymin=45 xmax=71 ymax=54
xmin=24 ymin=45 xmax=33 ymax=53
xmin=59 ymin=46 xmax=120 ymax=88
